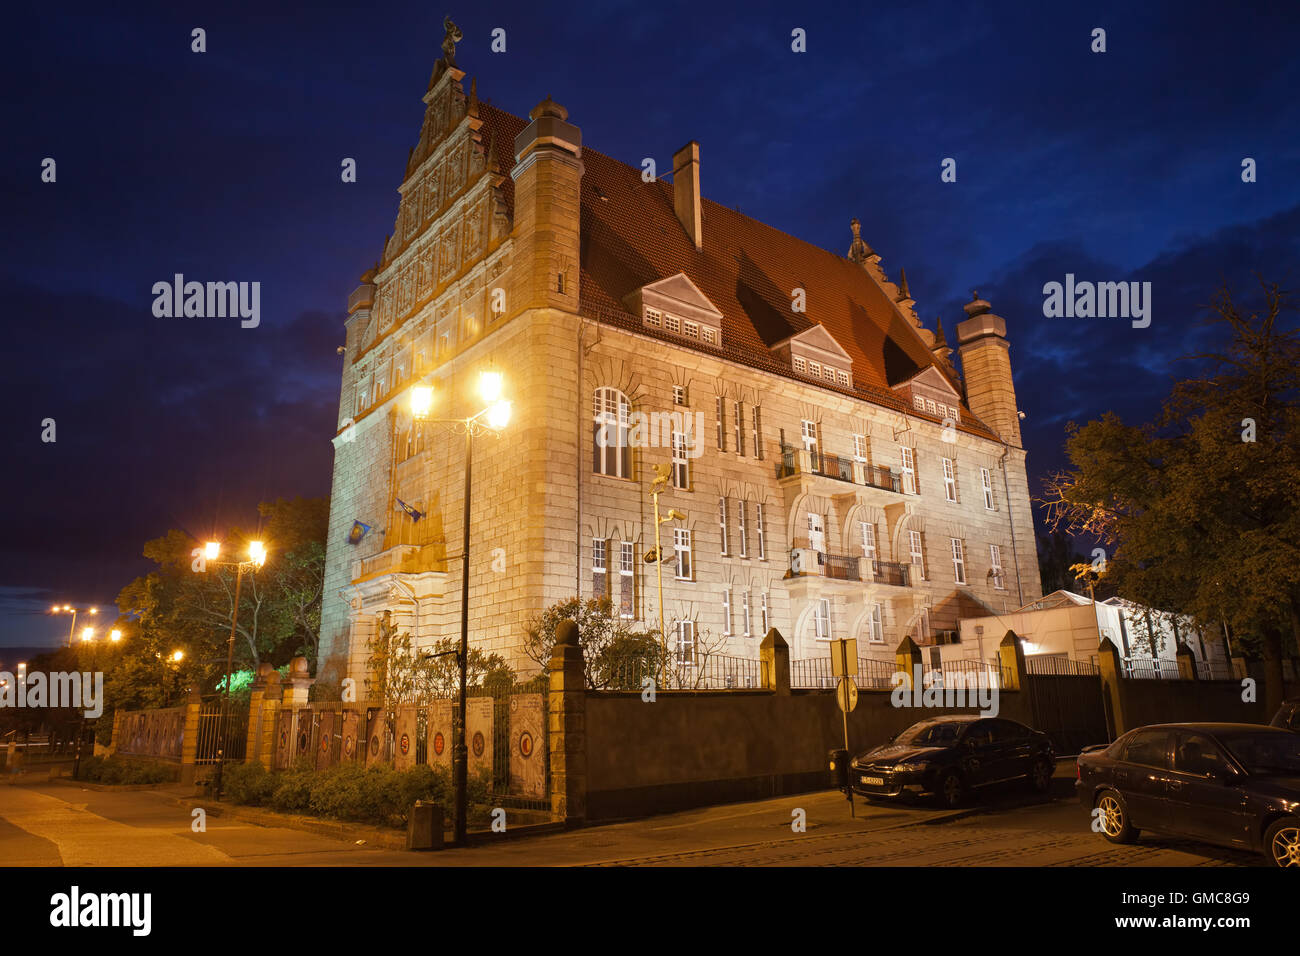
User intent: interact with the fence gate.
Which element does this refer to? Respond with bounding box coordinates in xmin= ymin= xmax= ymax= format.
xmin=196 ymin=696 xmax=249 ymax=766
xmin=1024 ymin=658 xmax=1110 ymax=755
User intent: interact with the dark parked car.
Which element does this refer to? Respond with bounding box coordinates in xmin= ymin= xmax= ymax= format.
xmin=1077 ymin=722 xmax=1300 ymax=867
xmin=1271 ymin=699 xmax=1300 ymax=733
xmin=850 ymin=715 xmax=1055 ymax=808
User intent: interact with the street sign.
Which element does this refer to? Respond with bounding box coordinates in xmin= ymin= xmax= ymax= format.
xmin=836 ymin=676 xmax=858 ymax=713
xmin=829 ymin=638 xmax=858 ymax=677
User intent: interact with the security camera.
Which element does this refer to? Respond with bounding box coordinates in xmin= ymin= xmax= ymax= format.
xmin=1017 ymin=410 xmax=1026 ymax=420
xmin=337 ymin=346 xmax=346 ymax=355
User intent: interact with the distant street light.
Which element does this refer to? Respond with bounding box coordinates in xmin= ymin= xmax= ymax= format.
xmin=51 ymin=604 xmax=101 ymax=648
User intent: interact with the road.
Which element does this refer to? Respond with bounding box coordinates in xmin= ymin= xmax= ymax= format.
xmin=0 ymin=775 xmax=1261 ymax=867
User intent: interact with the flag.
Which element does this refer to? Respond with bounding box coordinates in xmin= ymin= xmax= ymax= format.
xmin=395 ymin=498 xmax=424 ymax=522
xmin=347 ymin=520 xmax=372 ymax=544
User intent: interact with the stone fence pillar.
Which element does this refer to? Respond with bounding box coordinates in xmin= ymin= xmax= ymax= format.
xmin=759 ymin=628 xmax=790 ymax=694
xmin=1176 ymin=644 xmax=1198 ymax=680
xmin=895 ymin=636 xmax=922 ymax=689
xmin=246 ymin=664 xmax=283 ymax=769
xmin=999 ymin=630 xmax=1026 ymax=692
xmin=179 ymin=689 xmax=203 ymax=785
xmin=1097 ymin=636 xmax=1126 ymax=738
xmin=548 ymin=619 xmax=586 ymax=826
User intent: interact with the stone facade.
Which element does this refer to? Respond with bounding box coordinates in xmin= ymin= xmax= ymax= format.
xmin=317 ymin=54 xmax=1041 ymax=689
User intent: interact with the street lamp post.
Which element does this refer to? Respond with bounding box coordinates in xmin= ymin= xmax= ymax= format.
xmin=71 ymin=625 xmax=124 ymax=779
xmin=647 ymin=464 xmax=685 ymax=687
xmin=51 ymin=604 xmax=98 ymax=648
xmin=203 ymin=538 xmax=266 ymax=797
xmin=409 ymin=370 xmax=511 ymax=845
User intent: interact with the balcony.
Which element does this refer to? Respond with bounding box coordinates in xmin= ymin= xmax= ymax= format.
xmin=777 ymin=445 xmax=902 ymax=492
xmin=870 ymin=560 xmax=911 ymax=588
xmin=788 ymin=551 xmax=912 ymax=589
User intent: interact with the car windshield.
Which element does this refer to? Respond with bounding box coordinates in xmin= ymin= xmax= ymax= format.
xmin=1218 ymin=730 xmax=1300 ymax=776
xmin=893 ymin=721 xmax=967 ymax=746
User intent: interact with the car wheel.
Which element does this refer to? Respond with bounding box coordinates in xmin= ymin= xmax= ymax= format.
xmin=1095 ymin=789 xmax=1139 ymax=844
xmin=1028 ymin=757 xmax=1053 ymax=793
xmin=1264 ymin=817 xmax=1300 ymax=868
xmin=937 ymin=770 xmax=965 ymax=809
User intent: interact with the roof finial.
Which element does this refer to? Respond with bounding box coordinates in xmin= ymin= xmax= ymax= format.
xmin=934 ymin=316 xmax=947 ymax=347
xmin=847 ymin=217 xmax=874 ymax=264
xmin=897 ymin=267 xmax=911 ymax=302
xmin=441 ymin=16 xmax=463 ymax=68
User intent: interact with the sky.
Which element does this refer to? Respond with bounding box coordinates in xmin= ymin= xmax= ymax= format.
xmin=3 ymin=0 xmax=1298 ymax=648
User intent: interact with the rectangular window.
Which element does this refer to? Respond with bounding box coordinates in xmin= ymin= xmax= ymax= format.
xmin=860 ymin=521 xmax=877 ymax=562
xmin=620 ymin=541 xmax=635 ymax=617
xmin=936 ymin=403 xmax=947 ymax=420
xmin=645 ymin=308 xmax=662 ymax=327
xmin=737 ymin=500 xmax=748 ymax=558
xmin=951 ymin=538 xmax=966 ymax=585
xmin=752 ymin=406 xmax=762 ymax=459
xmin=716 ymin=397 xmax=726 ymax=451
xmin=672 ymin=431 xmax=690 ymax=489
xmin=760 ymin=591 xmax=769 ymax=634
xmin=664 ymin=314 xmax=681 ymax=334
xmin=913 ymin=394 xmax=925 ymax=411
xmin=722 ymin=588 xmax=732 ymax=635
xmin=990 ymin=544 xmax=1005 ymax=590
xmin=718 ymin=497 xmax=729 ymax=555
xmin=853 ymin=434 xmax=868 ymax=462
xmin=900 ymin=447 xmax=917 ymax=495
xmin=908 ymin=530 xmax=925 ymax=580
xmin=801 ymin=419 xmax=820 ymax=469
xmin=815 ymin=598 xmax=832 ymax=641
xmin=594 ymin=388 xmax=631 ymax=479
xmin=981 ymin=467 xmax=996 ymax=510
xmin=733 ymin=401 xmax=745 ymax=456
xmin=673 ymin=385 xmax=686 ymax=406
xmin=755 ymin=502 xmax=766 ymax=559
xmin=683 ymin=320 xmax=699 ymax=338
xmin=702 ymin=327 xmax=716 ymax=345
xmin=869 ymin=603 xmax=884 ymax=644
xmin=926 ymin=399 xmax=937 ymax=415
xmin=823 ymin=366 xmax=836 ymax=383
xmin=836 ymin=369 xmax=849 ymax=387
xmin=943 ymin=458 xmax=957 ymax=503
xmin=593 ymin=538 xmax=608 ymax=597
xmin=675 ymin=528 xmax=692 ymax=580
xmin=676 ymin=619 xmax=696 ymax=664
xmin=793 ymin=355 xmax=807 ymax=373
xmin=742 ymin=591 xmax=752 ymax=637
xmin=809 ymin=360 xmax=822 ymax=378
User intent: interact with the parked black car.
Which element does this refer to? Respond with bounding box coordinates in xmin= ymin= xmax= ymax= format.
xmin=849 ymin=715 xmax=1055 ymax=808
xmin=1271 ymin=699 xmax=1300 ymax=732
xmin=1077 ymin=722 xmax=1300 ymax=867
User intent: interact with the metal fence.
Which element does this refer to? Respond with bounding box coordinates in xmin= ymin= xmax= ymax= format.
xmin=1194 ymin=659 xmax=1233 ymax=680
xmin=1027 ymin=656 xmax=1101 ymax=677
xmin=1123 ymin=657 xmax=1183 ymax=680
xmin=116 ymin=705 xmax=187 ymax=760
xmin=791 ymin=656 xmax=898 ymax=690
xmin=603 ymin=654 xmax=763 ymax=690
xmin=923 ymin=659 xmax=1009 ymax=690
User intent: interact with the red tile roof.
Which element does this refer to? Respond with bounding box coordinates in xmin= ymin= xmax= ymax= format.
xmin=478 ymin=102 xmax=997 ymax=440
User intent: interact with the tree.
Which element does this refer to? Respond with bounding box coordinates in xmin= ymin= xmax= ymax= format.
xmin=523 ymin=597 xmax=658 ymax=690
xmin=1037 ymin=530 xmax=1087 ymax=597
xmin=1040 ymin=281 xmax=1300 ymax=712
xmin=364 ymin=611 xmax=515 ymax=708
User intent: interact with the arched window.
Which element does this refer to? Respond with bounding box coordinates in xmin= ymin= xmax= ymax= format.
xmin=593 ymin=387 xmax=631 ymax=478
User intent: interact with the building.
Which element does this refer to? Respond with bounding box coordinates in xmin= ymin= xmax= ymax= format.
xmin=953 ymin=590 xmax=1231 ymax=678
xmin=316 ymin=33 xmax=1042 ymax=689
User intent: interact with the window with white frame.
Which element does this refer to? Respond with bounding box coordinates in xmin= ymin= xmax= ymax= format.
xmin=675 ymin=619 xmax=696 ymax=664
xmin=664 ymin=314 xmax=681 ymax=334
xmin=644 ymin=308 xmax=662 ymax=328
xmin=733 ymin=401 xmax=745 ymax=456
xmin=752 ymin=406 xmax=762 ymax=459
xmin=793 ymin=355 xmax=807 ymax=373
xmin=908 ymin=530 xmax=926 ymax=579
xmin=913 ymin=394 xmax=925 ymax=411
xmin=860 ymin=520 xmax=877 ymax=562
xmin=853 ymin=434 xmax=868 ymax=462
xmin=593 ymin=387 xmax=632 ymax=478
xmin=900 ymin=446 xmax=917 ymax=495
xmin=716 ymin=396 xmax=725 ymax=451
xmin=981 ymin=467 xmax=996 ymax=510
xmin=989 ymin=544 xmax=1005 ymax=590
xmin=683 ymin=320 xmax=699 ymax=338
xmin=702 ymin=327 xmax=716 ymax=345
xmin=592 ymin=538 xmax=608 ymax=597
xmin=868 ymin=603 xmax=884 ymax=644
xmin=809 ymin=360 xmax=822 ymax=378
xmin=755 ymin=502 xmax=766 ymax=559
xmin=760 ymin=591 xmax=769 ymax=633
xmin=823 ymin=366 xmax=836 ymax=383
xmin=672 ymin=431 xmax=690 ymax=489
xmin=737 ymin=500 xmax=748 ymax=557
xmin=814 ymin=598 xmax=832 ymax=641
xmin=917 ymin=607 xmax=931 ymax=643
xmin=926 ymin=399 xmax=937 ymax=415
xmin=722 ymin=588 xmax=732 ymax=635
xmin=951 ymin=537 xmax=966 ymax=585
xmin=674 ymin=527 xmax=692 ymax=579
xmin=801 ymin=419 xmax=820 ymax=466
xmin=835 ymin=369 xmax=849 ymax=387
xmin=942 ymin=457 xmax=957 ymax=503
xmin=673 ymin=385 xmax=686 ymax=406
xmin=718 ymin=497 xmax=729 ymax=555
xmin=742 ymin=591 xmax=751 ymax=636
xmin=619 ymin=541 xmax=635 ymax=617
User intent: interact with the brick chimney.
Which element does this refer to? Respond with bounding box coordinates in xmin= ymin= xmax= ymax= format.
xmin=510 ymin=96 xmax=583 ymax=314
xmin=956 ymin=292 xmax=1022 ymax=447
xmin=672 ymin=141 xmax=702 ymax=251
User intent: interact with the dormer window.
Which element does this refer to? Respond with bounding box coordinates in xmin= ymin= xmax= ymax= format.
xmin=627 ymin=273 xmax=724 ymax=347
xmin=793 ymin=356 xmax=807 ymax=373
xmin=702 ymin=327 xmax=716 ymax=345
xmin=683 ymin=320 xmax=699 ymax=338
xmin=644 ymin=308 xmax=662 ymax=328
xmin=914 ymin=395 xmax=925 ymax=411
xmin=835 ymin=370 xmax=849 ymax=387
xmin=665 ymin=314 xmax=681 ymax=334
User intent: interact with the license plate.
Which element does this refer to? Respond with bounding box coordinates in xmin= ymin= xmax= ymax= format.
xmin=861 ymin=775 xmax=883 ymax=786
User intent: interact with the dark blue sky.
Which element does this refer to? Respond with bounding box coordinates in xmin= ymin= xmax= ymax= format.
xmin=4 ymin=0 xmax=1298 ymax=647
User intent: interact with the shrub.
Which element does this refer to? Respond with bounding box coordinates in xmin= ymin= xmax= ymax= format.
xmin=78 ymin=756 xmax=175 ymax=785
xmin=223 ymin=761 xmax=277 ymax=806
xmin=269 ymin=766 xmax=313 ymax=813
